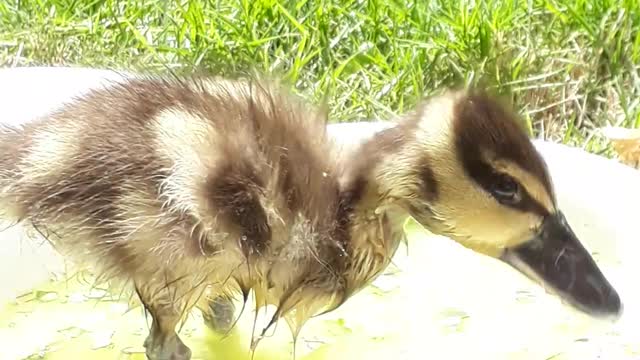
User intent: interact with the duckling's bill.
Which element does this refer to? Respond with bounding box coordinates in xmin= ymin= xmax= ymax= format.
xmin=500 ymin=211 xmax=622 ymax=319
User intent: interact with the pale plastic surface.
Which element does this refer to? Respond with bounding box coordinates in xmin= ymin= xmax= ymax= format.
xmin=0 ymin=67 xmax=639 ymax=359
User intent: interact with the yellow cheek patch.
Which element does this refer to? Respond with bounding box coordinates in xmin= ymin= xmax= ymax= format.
xmin=433 ymin=197 xmax=540 ymax=259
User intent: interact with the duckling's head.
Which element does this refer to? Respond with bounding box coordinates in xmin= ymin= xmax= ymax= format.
xmin=374 ymin=89 xmax=622 ymax=319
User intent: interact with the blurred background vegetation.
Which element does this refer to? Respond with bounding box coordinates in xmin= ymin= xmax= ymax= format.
xmin=1 ymin=0 xmax=639 ymax=154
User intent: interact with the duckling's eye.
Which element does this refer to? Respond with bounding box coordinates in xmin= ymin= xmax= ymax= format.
xmin=490 ymin=173 xmax=520 ymax=204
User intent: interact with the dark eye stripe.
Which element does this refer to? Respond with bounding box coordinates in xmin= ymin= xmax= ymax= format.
xmin=467 ymin=161 xmax=549 ymax=217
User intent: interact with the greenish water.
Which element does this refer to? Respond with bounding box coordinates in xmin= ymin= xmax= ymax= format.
xmin=1 ymin=225 xmax=637 ymax=360
xmin=0 ymin=270 xmax=408 ymax=360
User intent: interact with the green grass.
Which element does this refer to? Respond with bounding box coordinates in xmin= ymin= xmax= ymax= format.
xmin=1 ymin=0 xmax=639 ymax=154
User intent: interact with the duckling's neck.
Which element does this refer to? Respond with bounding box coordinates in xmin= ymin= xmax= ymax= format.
xmin=343 ymin=122 xmax=417 ymax=221
xmin=339 ymin=124 xmax=416 ymax=286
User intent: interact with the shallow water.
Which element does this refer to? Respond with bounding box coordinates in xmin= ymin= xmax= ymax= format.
xmin=0 ymin=223 xmax=638 ymax=360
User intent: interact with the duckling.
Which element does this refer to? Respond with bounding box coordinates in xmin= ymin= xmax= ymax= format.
xmin=339 ymin=88 xmax=623 ymax=320
xmin=0 ymin=76 xmax=622 ymax=360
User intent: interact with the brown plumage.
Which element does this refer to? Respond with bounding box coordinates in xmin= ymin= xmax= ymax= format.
xmin=0 ymin=75 xmax=401 ymax=360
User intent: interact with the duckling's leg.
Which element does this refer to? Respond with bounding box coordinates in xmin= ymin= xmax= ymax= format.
xmin=202 ymin=295 xmax=236 ymax=333
xmin=136 ymin=283 xmax=192 ymax=360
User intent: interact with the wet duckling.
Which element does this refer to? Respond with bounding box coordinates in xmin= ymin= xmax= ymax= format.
xmin=0 ymin=77 xmax=622 ymax=360
xmin=339 ymin=88 xmax=623 ymax=319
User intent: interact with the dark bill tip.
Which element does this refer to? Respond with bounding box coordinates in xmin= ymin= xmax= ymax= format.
xmin=500 ymin=211 xmax=623 ymax=319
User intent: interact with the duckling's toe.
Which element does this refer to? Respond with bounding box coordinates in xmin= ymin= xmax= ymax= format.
xmin=203 ymin=296 xmax=237 ymax=334
xmin=144 ymin=333 xmax=192 ymax=360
